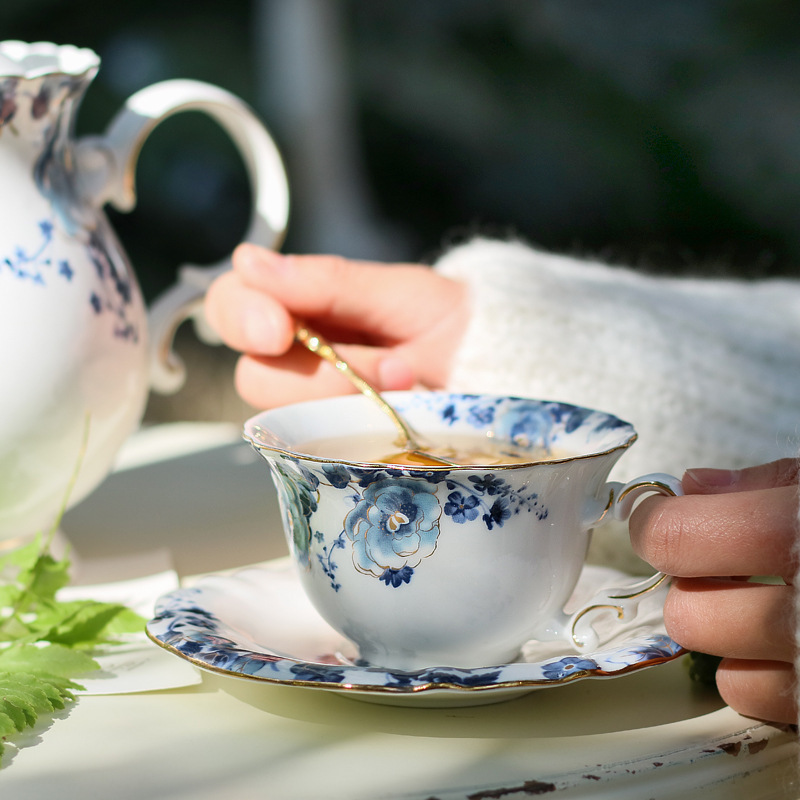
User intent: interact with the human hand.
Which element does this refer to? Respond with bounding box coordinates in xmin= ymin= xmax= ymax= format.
xmin=204 ymin=244 xmax=469 ymax=409
xmin=629 ymin=459 xmax=798 ymax=724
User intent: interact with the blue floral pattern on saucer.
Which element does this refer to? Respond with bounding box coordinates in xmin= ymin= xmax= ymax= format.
xmin=146 ymin=560 xmax=686 ymax=707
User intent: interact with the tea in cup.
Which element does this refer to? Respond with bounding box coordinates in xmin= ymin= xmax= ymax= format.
xmin=243 ymin=392 xmax=681 ymax=671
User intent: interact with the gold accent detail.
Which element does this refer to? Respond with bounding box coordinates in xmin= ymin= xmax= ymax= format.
xmin=607 ymin=572 xmax=670 ymax=601
xmin=590 ymin=487 xmax=617 ymax=527
xmin=571 ymin=604 xmax=624 ymax=648
xmin=145 ymin=627 xmax=687 ymax=695
xmin=618 ymin=479 xmax=679 ymax=503
xmin=571 ymin=604 xmax=625 ymax=648
xmin=570 ymin=573 xmax=670 ymax=648
xmin=243 ymin=404 xmax=639 ymax=473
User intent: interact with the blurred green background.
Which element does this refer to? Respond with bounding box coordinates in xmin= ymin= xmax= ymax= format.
xmin=4 ymin=0 xmax=799 ymax=308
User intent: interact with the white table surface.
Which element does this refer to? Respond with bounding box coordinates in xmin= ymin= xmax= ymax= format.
xmin=2 ymin=423 xmax=798 ymax=799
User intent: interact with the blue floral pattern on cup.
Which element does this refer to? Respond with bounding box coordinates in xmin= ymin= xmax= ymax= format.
xmin=269 ymin=458 xmax=320 ymax=567
xmin=259 ymin=393 xmax=638 ymax=594
xmin=315 ymin=530 xmax=345 ymax=591
xmin=345 ymin=476 xmax=441 ymax=583
xmin=272 ymin=454 xmax=548 ymax=591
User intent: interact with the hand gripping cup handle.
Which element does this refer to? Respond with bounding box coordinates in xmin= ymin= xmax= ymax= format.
xmin=567 ymin=473 xmax=684 ymax=651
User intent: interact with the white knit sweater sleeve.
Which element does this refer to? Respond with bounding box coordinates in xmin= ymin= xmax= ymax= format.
xmin=433 ymin=237 xmax=800 ymax=482
xmin=434 ymin=236 xmax=800 ymax=729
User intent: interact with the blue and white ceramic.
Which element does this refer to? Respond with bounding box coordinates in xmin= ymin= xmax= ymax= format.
xmin=0 ymin=40 xmax=288 ymax=542
xmin=243 ymin=392 xmax=682 ymax=671
xmin=146 ymin=559 xmax=686 ymax=708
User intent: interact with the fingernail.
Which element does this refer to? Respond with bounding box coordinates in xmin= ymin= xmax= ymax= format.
xmin=685 ymin=467 xmax=741 ymax=488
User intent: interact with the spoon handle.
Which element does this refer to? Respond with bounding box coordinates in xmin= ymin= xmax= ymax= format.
xmin=295 ymin=325 xmax=416 ymax=447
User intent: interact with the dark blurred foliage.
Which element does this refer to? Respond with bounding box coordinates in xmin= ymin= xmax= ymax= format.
xmin=348 ymin=0 xmax=800 ymax=276
xmin=3 ymin=0 xmax=799 ymax=304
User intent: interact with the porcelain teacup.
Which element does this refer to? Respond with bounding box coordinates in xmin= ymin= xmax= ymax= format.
xmin=243 ymin=392 xmax=682 ymax=671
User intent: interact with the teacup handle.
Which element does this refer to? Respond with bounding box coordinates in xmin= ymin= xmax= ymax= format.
xmin=74 ymin=79 xmax=290 ymax=393
xmin=567 ymin=472 xmax=684 ymax=650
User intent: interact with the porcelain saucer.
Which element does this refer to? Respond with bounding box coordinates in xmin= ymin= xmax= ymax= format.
xmin=146 ymin=558 xmax=686 ymax=707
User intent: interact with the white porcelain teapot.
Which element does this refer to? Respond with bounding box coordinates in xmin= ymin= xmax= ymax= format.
xmin=0 ymin=41 xmax=289 ymax=544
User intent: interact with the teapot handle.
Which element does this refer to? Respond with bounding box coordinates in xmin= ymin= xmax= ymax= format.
xmin=74 ymin=79 xmax=290 ymax=393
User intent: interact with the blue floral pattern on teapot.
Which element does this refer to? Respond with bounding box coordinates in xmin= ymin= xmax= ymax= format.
xmin=0 ymin=40 xmax=289 ymax=544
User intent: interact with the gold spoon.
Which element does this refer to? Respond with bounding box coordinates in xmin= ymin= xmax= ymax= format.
xmin=295 ymin=325 xmax=457 ymax=466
